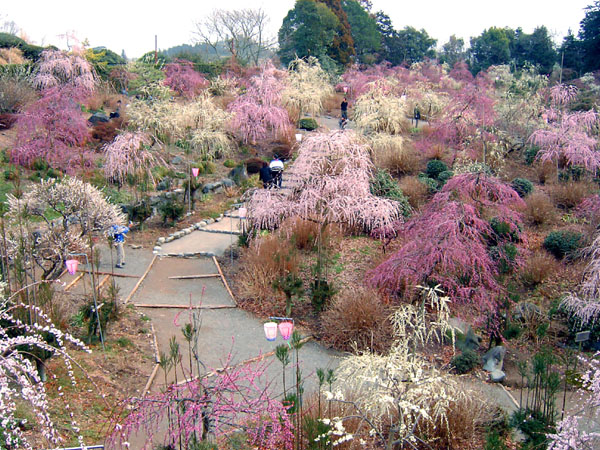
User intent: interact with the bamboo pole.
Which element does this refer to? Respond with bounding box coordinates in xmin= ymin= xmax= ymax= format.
xmin=64 ymin=273 xmax=85 ymax=291
xmin=77 ymin=269 xmax=140 ymax=278
xmin=123 ymin=255 xmax=157 ymax=304
xmin=134 ymin=303 xmax=236 ymax=310
xmin=168 ymin=274 xmax=220 ymax=280
xmin=212 ymin=256 xmax=236 ymax=306
xmin=143 ymin=363 xmax=161 ymax=397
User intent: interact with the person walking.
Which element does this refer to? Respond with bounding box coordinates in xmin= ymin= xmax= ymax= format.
xmin=413 ymin=106 xmax=421 ymax=128
xmin=269 ymin=155 xmax=284 ymax=188
xmin=341 ymin=97 xmax=349 ymax=120
xmin=110 ymin=224 xmax=130 ymax=268
xmin=259 ymin=161 xmax=274 ymax=188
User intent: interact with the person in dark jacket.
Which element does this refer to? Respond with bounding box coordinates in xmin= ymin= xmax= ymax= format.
xmin=259 ymin=162 xmax=274 ymax=188
xmin=341 ymin=97 xmax=348 ymax=120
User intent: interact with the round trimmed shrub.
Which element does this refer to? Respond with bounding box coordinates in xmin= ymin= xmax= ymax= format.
xmin=425 ymin=159 xmax=448 ymax=179
xmin=437 ymin=170 xmax=454 ymax=185
xmin=299 ymin=118 xmax=318 ymax=131
xmin=511 ymin=178 xmax=534 ymax=197
xmin=543 ymin=230 xmax=583 ymax=259
xmin=451 ymin=349 xmax=480 ymax=374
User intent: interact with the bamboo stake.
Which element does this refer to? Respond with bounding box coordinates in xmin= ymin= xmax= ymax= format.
xmin=123 ymin=255 xmax=157 ymax=304
xmin=143 ymin=363 xmax=161 ymax=397
xmin=97 ymin=275 xmax=110 ymax=290
xmin=77 ymin=269 xmax=140 ymax=278
xmin=212 ymin=256 xmax=236 ymax=306
xmin=150 ymin=323 xmax=160 ymax=363
xmin=64 ymin=273 xmax=85 ymax=291
xmin=168 ymin=274 xmax=220 ymax=280
xmin=134 ymin=303 xmax=236 ymax=310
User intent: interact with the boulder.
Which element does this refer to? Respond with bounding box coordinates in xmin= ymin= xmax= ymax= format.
xmin=490 ymin=369 xmax=506 ymax=383
xmin=222 ymin=178 xmax=235 ymax=188
xmin=228 ymin=165 xmax=248 ymax=185
xmin=88 ymin=112 xmax=109 ymax=125
xmin=513 ymin=302 xmax=542 ymax=322
xmin=482 ymin=346 xmax=506 ymax=372
xmin=460 ymin=327 xmax=482 ymax=351
xmin=170 ymin=156 xmax=184 ymax=165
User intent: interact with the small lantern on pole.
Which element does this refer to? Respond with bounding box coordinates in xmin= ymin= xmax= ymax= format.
xmin=264 ymin=322 xmax=278 ymax=341
xmin=65 ymin=259 xmax=79 ymax=275
xmin=343 ymin=86 xmax=348 ymax=94
xmin=295 ymin=133 xmax=302 ymax=143
xmin=278 ymin=321 xmax=294 ymax=340
xmin=192 ymin=167 xmax=200 ymax=177
xmin=238 ymin=207 xmax=247 ymax=219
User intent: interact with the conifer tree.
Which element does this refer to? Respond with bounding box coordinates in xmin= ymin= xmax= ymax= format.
xmin=316 ymin=0 xmax=355 ymax=64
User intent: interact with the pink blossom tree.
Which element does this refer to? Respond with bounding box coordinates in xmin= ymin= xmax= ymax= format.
xmin=548 ymin=352 xmax=600 ymax=450
xmin=0 ymin=288 xmax=90 ymax=449
xmin=531 ymin=84 xmax=600 ymax=176
xmin=12 ymin=86 xmax=92 ymax=173
xmin=228 ymin=62 xmax=292 ymax=144
xmin=368 ymin=173 xmax=525 ymax=316
xmin=33 ymin=49 xmax=96 ymax=97
xmin=103 ymin=131 xmax=166 ymax=188
xmin=163 ymin=59 xmax=209 ymax=98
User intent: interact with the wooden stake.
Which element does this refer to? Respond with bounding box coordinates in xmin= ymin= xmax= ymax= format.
xmin=78 ymin=269 xmax=140 ymax=278
xmin=123 ymin=254 xmax=157 ymax=304
xmin=97 ymin=275 xmax=110 ymax=290
xmin=143 ymin=363 xmax=160 ymax=397
xmin=168 ymin=274 xmax=221 ymax=280
xmin=64 ymin=273 xmax=85 ymax=291
xmin=212 ymin=256 xmax=236 ymax=306
xmin=134 ymin=303 xmax=236 ymax=310
xmin=150 ymin=323 xmax=160 ymax=363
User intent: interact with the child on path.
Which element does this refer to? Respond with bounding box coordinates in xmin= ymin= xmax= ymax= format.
xmin=110 ymin=224 xmax=130 ymax=268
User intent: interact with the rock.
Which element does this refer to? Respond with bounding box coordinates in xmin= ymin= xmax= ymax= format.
xmin=88 ymin=112 xmax=109 ymax=125
xmin=490 ymin=369 xmax=506 ymax=383
xmin=165 ymin=236 xmax=174 ymax=243
xmin=222 ymin=178 xmax=235 ymax=188
xmin=153 ymin=246 xmax=162 ymax=253
xmin=174 ymin=188 xmax=185 ymax=195
xmin=157 ymin=237 xmax=166 ymax=245
xmin=460 ymin=327 xmax=482 ymax=351
xmin=449 ymin=317 xmax=470 ymax=335
xmin=200 ymin=220 xmax=208 ymax=226
xmin=513 ymin=302 xmax=542 ymax=322
xmin=483 ymin=346 xmax=506 ymax=372
xmin=228 ymin=165 xmax=248 ymax=185
xmin=130 ymin=244 xmax=142 ymax=249
xmin=156 ymin=179 xmax=171 ymax=191
xmin=206 ymin=218 xmax=215 ymax=225
xmin=170 ymin=156 xmax=184 ymax=165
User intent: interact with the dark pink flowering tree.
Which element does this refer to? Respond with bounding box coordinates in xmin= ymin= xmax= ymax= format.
xmin=111 ymin=356 xmax=294 ymax=449
xmin=247 ymin=130 xmax=402 ymax=232
xmin=228 ymin=62 xmax=292 ymax=144
xmin=12 ymin=86 xmax=92 ymax=173
xmin=0 ymin=289 xmax=90 ymax=449
xmin=163 ymin=60 xmax=209 ymax=98
xmin=368 ymin=173 xmax=526 ymax=315
xmin=531 ymin=84 xmax=600 ymax=175
xmin=548 ymin=352 xmax=600 ymax=450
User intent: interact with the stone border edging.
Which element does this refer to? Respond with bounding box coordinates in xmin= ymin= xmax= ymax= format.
xmin=152 ymin=203 xmax=244 ymax=255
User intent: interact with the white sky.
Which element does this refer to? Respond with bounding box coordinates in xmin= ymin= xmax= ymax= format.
xmin=2 ymin=0 xmax=592 ymax=58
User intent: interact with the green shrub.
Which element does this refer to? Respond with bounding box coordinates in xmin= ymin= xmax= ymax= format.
xmin=437 ymin=170 xmax=454 ymax=185
xmin=450 ymin=349 xmax=479 ymax=374
xmin=310 ymin=279 xmax=336 ymax=312
xmin=425 ymin=159 xmax=448 ymax=179
xmin=129 ymin=199 xmax=153 ymax=228
xmin=223 ymin=159 xmax=236 ymax=168
xmin=159 ymin=199 xmax=185 ymax=226
xmin=511 ymin=178 xmax=533 ymax=197
xmin=418 ymin=176 xmax=439 ymax=193
xmin=524 ymin=146 xmax=539 ymax=165
xmin=503 ymin=321 xmax=522 ymax=340
xmin=299 ymin=118 xmax=319 ymax=131
xmin=369 ymin=169 xmax=412 ymax=216
xmin=543 ymin=230 xmax=583 ymax=259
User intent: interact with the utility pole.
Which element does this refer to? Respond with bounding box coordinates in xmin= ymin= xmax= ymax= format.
xmin=154 ymin=35 xmax=158 ymax=64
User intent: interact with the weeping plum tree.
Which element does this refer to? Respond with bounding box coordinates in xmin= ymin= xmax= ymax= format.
xmin=228 ymin=62 xmax=292 ymax=144
xmin=368 ymin=172 xmax=525 ymax=318
xmin=12 ymin=86 xmax=91 ymax=173
xmin=163 ymin=59 xmax=209 ymax=98
xmin=33 ymin=49 xmax=96 ymax=95
xmin=531 ymin=84 xmax=600 ymax=176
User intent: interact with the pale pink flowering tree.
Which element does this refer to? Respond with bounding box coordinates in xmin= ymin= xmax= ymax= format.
xmin=0 ymin=288 xmax=90 ymax=449
xmin=103 ymin=131 xmax=166 ymax=187
xmin=110 ymin=355 xmax=294 ymax=449
xmin=12 ymin=86 xmax=92 ymax=173
xmin=531 ymin=84 xmax=600 ymax=175
xmin=163 ymin=59 xmax=209 ymax=98
xmin=548 ymin=352 xmax=600 ymax=450
xmin=368 ymin=173 xmax=526 ymax=315
xmin=33 ymin=49 xmax=96 ymax=96
xmin=228 ymin=62 xmax=292 ymax=144
xmin=247 ymin=130 xmax=402 ymax=232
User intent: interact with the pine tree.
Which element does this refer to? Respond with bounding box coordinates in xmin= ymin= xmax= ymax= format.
xmin=316 ymin=0 xmax=355 ymax=64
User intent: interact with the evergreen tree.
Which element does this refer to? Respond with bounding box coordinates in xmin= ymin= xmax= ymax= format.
xmin=316 ymin=0 xmax=355 ymax=64
xmin=342 ymin=0 xmax=380 ymax=63
xmin=579 ymin=0 xmax=600 ymax=72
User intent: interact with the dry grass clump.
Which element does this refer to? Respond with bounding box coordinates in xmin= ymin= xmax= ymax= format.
xmin=0 ymin=77 xmax=37 ymax=113
xmin=321 ymin=288 xmax=393 ymax=353
xmin=323 ymin=92 xmax=344 ymax=114
xmin=548 ymin=181 xmax=594 ymax=209
xmin=237 ymin=234 xmax=298 ymax=304
xmin=399 ymin=176 xmax=430 ymax=209
xmin=370 ymin=134 xmax=419 ymax=175
xmin=524 ymin=192 xmax=555 ymax=225
xmin=415 ymin=388 xmax=497 ymax=450
xmin=536 ymin=161 xmax=556 ymax=184
xmin=0 ymin=47 xmax=27 ymax=65
xmin=521 ymin=250 xmax=560 ymax=286
xmin=282 ymin=217 xmax=320 ymax=250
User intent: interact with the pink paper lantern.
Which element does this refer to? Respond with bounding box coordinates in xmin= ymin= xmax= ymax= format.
xmin=192 ymin=167 xmax=200 ymax=177
xmin=65 ymin=259 xmax=79 ymax=275
xmin=278 ymin=321 xmax=294 ymax=340
xmin=238 ymin=207 xmax=247 ymax=219
xmin=264 ymin=322 xmax=278 ymax=341
xmin=343 ymin=86 xmax=348 ymax=93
